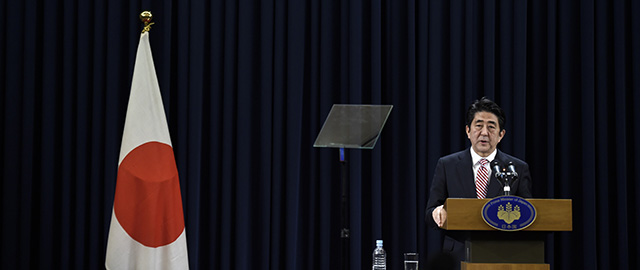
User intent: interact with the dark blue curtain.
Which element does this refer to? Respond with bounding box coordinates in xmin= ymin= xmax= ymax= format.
xmin=2 ymin=0 xmax=639 ymax=269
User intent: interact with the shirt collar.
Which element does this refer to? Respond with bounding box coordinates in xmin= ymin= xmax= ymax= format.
xmin=470 ymin=148 xmax=498 ymax=165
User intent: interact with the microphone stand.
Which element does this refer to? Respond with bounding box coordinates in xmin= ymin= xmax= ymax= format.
xmin=502 ymin=176 xmax=510 ymax=196
xmin=500 ymin=172 xmax=519 ymax=196
xmin=495 ymin=171 xmax=510 ymax=196
xmin=493 ymin=161 xmax=518 ymax=196
xmin=504 ymin=172 xmax=518 ymax=196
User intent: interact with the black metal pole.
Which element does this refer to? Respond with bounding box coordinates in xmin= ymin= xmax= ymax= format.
xmin=340 ymin=148 xmax=350 ymax=270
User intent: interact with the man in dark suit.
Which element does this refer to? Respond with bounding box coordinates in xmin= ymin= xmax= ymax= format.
xmin=425 ymin=97 xmax=533 ymax=266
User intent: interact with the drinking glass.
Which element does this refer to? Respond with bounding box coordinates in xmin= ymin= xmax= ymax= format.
xmin=404 ymin=252 xmax=419 ymax=270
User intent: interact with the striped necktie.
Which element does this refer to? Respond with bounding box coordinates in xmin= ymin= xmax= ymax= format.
xmin=476 ymin=158 xmax=489 ymax=199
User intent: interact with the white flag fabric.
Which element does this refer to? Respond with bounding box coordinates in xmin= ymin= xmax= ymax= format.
xmin=106 ymin=32 xmax=189 ymax=270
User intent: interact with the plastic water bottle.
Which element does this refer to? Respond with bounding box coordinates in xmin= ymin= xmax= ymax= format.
xmin=372 ymin=240 xmax=386 ymax=270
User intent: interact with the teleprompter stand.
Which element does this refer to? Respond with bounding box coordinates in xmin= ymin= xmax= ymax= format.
xmin=313 ymin=104 xmax=393 ymax=270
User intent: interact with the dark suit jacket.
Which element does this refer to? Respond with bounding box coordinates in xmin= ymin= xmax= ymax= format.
xmin=424 ymin=148 xmax=533 ymax=256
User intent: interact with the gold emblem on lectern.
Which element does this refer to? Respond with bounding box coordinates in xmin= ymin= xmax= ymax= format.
xmin=483 ymin=196 xmax=536 ymax=231
xmin=497 ymin=202 xmax=521 ymax=224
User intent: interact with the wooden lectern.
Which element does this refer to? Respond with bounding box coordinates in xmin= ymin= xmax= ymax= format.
xmin=442 ymin=198 xmax=572 ymax=270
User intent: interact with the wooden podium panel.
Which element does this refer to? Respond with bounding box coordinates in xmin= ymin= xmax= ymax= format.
xmin=442 ymin=198 xmax=572 ymax=231
xmin=442 ymin=198 xmax=572 ymax=270
xmin=461 ymin=262 xmax=550 ymax=270
xmin=465 ymin=231 xmax=545 ymax=263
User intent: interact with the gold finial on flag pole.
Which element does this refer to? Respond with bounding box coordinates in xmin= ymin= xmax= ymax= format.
xmin=140 ymin=11 xmax=154 ymax=33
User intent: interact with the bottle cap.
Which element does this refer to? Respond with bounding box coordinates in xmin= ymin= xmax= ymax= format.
xmin=376 ymin=240 xmax=383 ymax=246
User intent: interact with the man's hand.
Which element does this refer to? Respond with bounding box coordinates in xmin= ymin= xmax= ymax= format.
xmin=432 ymin=205 xmax=447 ymax=227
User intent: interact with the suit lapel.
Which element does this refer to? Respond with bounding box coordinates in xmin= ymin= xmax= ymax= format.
xmin=455 ymin=149 xmax=477 ymax=198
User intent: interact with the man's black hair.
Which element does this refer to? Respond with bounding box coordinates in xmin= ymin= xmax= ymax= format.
xmin=465 ymin=97 xmax=506 ymax=131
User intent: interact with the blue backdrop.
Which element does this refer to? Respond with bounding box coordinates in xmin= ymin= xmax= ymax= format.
xmin=1 ymin=0 xmax=639 ymax=269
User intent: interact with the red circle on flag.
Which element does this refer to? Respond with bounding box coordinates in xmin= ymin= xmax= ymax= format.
xmin=114 ymin=142 xmax=185 ymax=247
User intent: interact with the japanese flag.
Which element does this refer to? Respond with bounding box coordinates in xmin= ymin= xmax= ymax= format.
xmin=105 ymin=32 xmax=189 ymax=270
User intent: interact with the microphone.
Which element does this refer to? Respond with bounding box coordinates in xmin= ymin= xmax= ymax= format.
xmin=492 ymin=160 xmax=511 ymax=195
xmin=506 ymin=161 xmax=518 ymax=179
xmin=491 ymin=160 xmax=504 ymax=179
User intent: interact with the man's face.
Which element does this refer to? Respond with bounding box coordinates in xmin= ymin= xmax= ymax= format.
xmin=466 ymin=111 xmax=505 ymax=157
